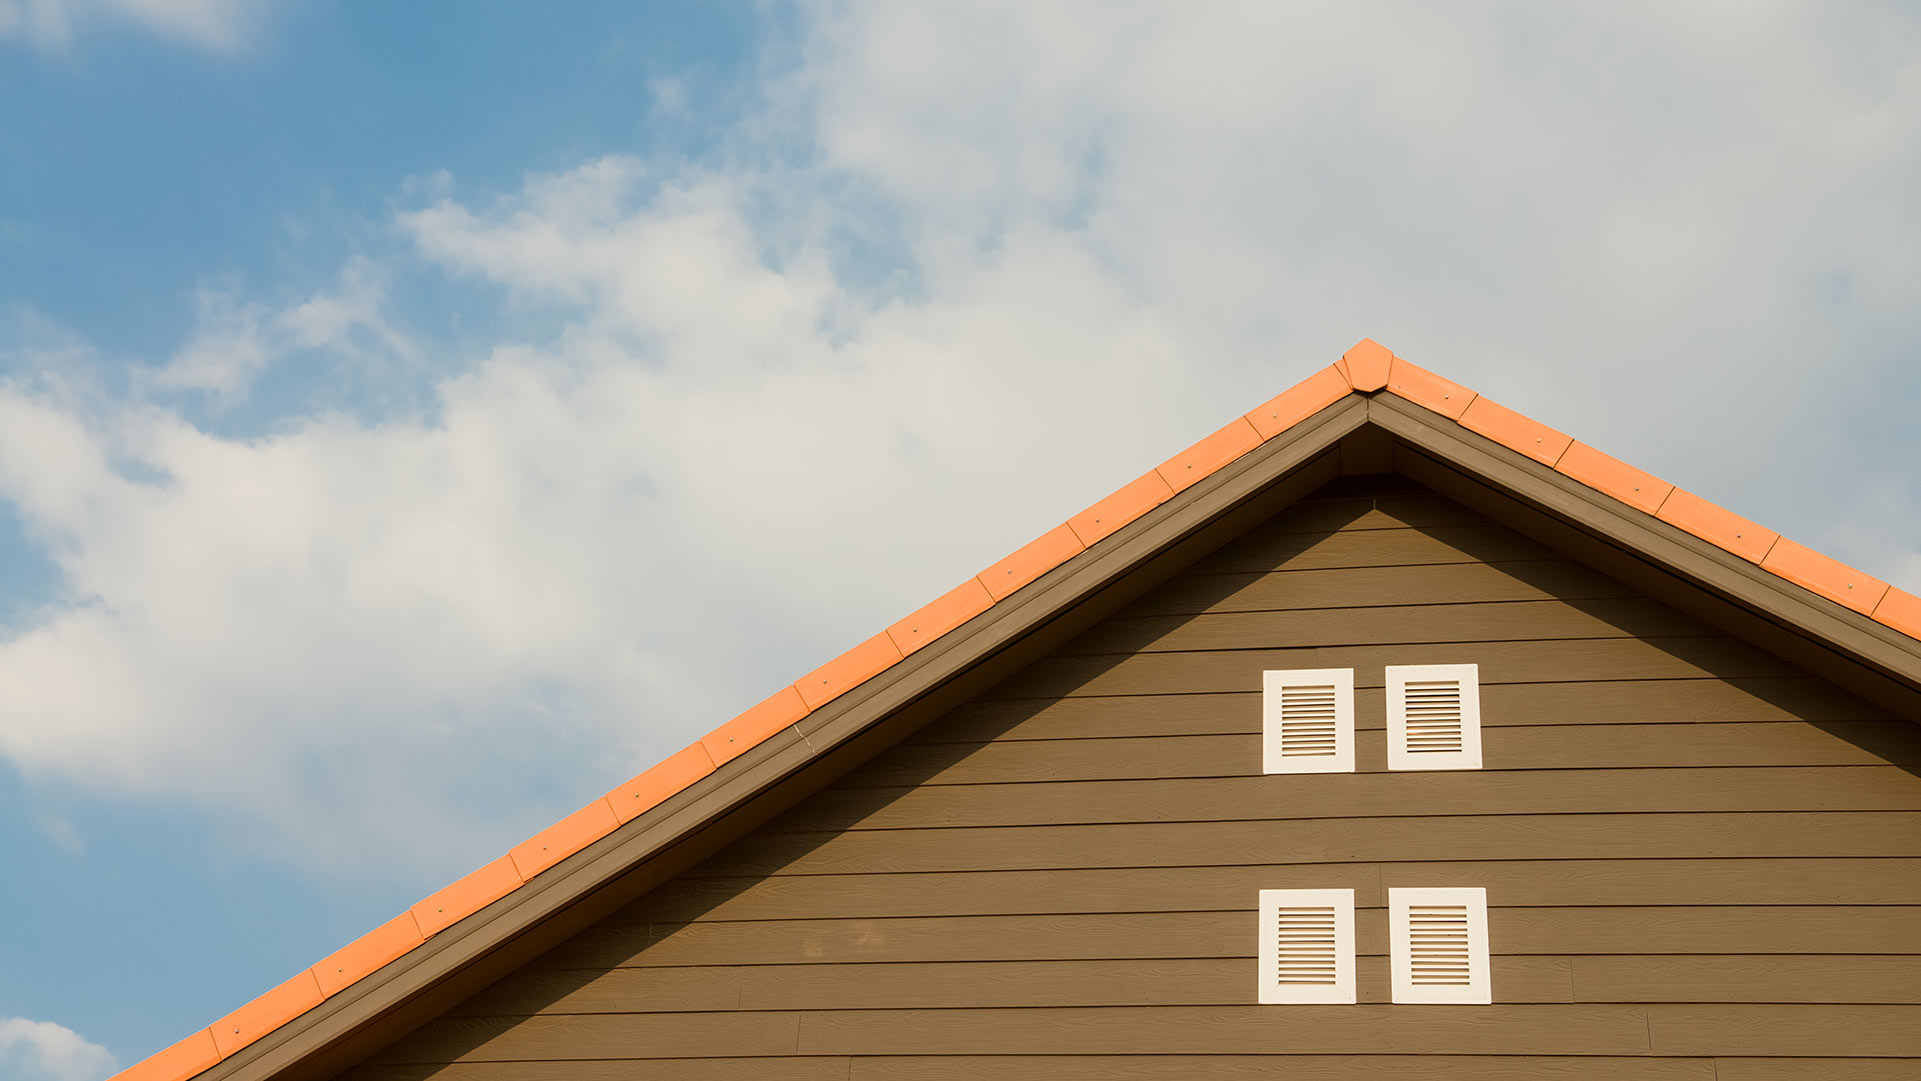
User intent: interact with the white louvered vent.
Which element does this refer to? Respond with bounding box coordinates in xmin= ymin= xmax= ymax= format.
xmin=1389 ymin=887 xmax=1491 ymax=1004
xmin=1262 ymin=668 xmax=1355 ymax=774
xmin=1386 ymin=663 xmax=1483 ymax=771
xmin=1257 ymin=888 xmax=1355 ymax=1004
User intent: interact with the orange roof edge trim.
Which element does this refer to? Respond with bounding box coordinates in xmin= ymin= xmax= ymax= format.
xmin=410 ymin=855 xmax=522 ymax=939
xmin=1459 ymin=395 xmax=1573 ymax=468
xmin=1245 ymin=365 xmax=1350 ymax=439
xmin=1875 ymin=587 xmax=1921 ymax=639
xmin=1068 ymin=470 xmax=1174 ymax=548
xmin=701 ymin=685 xmax=810 ymax=766
xmin=312 ymin=910 xmax=426 ymax=998
xmin=797 ymin=632 xmax=904 ymax=710
xmin=1762 ymin=537 xmax=1891 ymax=617
xmin=1555 ymin=441 xmax=1673 ymax=516
xmin=978 ymin=524 xmax=1084 ymax=601
xmin=509 ymin=796 xmax=623 ymax=881
xmin=1156 ymin=417 xmax=1262 ymax=495
xmin=120 ymin=337 xmax=1921 ymax=1081
xmin=1386 ymin=355 xmax=1476 ymax=420
xmin=888 ymin=577 xmax=994 ymax=657
xmin=209 ymin=970 xmax=325 ymax=1058
xmin=607 ymin=741 xmax=717 ymax=824
xmin=1655 ymin=487 xmax=1779 ymax=564
xmin=112 ymin=1030 xmax=220 ymax=1081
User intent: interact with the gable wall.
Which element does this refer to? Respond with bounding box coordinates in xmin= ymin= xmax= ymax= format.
xmin=348 ymin=475 xmax=1921 ymax=1080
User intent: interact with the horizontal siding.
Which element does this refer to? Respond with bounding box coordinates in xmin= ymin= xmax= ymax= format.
xmin=639 ymin=859 xmax=1921 ymax=919
xmin=373 ymin=479 xmax=1921 ymax=1073
xmin=908 ymin=679 xmax=1897 ymax=743
xmin=447 ymin=955 xmax=1921 ymax=1015
xmin=528 ymin=907 xmax=1921 ymax=971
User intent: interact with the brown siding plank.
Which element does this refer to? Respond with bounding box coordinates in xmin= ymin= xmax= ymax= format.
xmin=532 ymin=907 xmax=1921 ymax=971
xmin=1713 ymin=1059 xmax=1921 ymax=1080
xmin=1126 ymin=560 xmax=1637 ymax=616
xmin=1182 ymin=524 xmax=1556 ymax=575
xmin=1648 ymin=1005 xmax=1921 ymax=1056
xmin=369 ymin=1012 xmax=802 ymax=1063
xmin=779 ymin=767 xmax=1921 ymax=830
xmin=1573 ymin=956 xmax=1921 ymax=1004
xmin=691 ymin=813 xmax=1921 ymax=877
xmin=793 ymin=1004 xmax=1654 ymax=1055
xmin=783 ymin=766 xmax=1921 ymax=830
xmin=908 ymin=678 xmax=1896 ymax=744
xmin=843 ymin=726 xmax=1921 ymax=788
xmin=454 ymin=957 xmax=1573 ymax=1015
xmin=644 ymin=859 xmax=1921 ymax=921
xmin=985 ymin=637 xmax=1796 ymax=700
xmin=1060 ymin=598 xmax=1716 ymax=655
xmin=345 ymin=1061 xmax=852 ymax=1081
xmin=850 ymin=1056 xmax=1717 ymax=1080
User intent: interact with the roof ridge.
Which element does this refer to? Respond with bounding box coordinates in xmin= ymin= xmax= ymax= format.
xmin=113 ymin=338 xmax=1921 ymax=1081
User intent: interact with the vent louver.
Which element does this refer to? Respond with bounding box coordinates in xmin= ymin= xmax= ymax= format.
xmin=1263 ymin=668 xmax=1355 ymax=774
xmin=1258 ymin=888 xmax=1355 ymax=1003
xmin=1386 ymin=664 xmax=1483 ymax=770
xmin=1390 ymin=887 xmax=1491 ymax=1003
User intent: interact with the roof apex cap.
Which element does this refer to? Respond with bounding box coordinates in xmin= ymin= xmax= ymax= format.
xmin=1338 ymin=338 xmax=1393 ymax=391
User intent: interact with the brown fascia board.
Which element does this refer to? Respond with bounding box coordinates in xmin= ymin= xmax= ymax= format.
xmin=187 ymin=395 xmax=1371 ymax=1081
xmin=1367 ymin=393 xmax=1921 ymax=719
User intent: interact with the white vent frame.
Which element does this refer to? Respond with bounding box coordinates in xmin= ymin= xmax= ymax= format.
xmin=1385 ymin=663 xmax=1483 ymax=771
xmin=1257 ymin=888 xmax=1356 ymax=1004
xmin=1389 ymin=886 xmax=1491 ymax=1004
xmin=1262 ymin=668 xmax=1355 ymax=774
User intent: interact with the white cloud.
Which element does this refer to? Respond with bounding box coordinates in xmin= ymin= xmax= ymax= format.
xmin=151 ymin=258 xmax=411 ymax=401
xmin=0 ymin=1018 xmax=116 ymax=1081
xmin=0 ymin=0 xmax=256 ymax=51
xmin=1 ymin=1 xmax=1918 ymax=888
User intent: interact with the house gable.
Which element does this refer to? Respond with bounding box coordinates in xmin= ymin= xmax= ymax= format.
xmin=347 ymin=473 xmax=1921 ymax=1075
xmin=120 ymin=341 xmax=1921 ymax=1081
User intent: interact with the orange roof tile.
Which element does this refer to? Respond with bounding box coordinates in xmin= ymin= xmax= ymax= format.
xmin=1068 ymin=470 xmax=1173 ymax=548
xmin=115 ymin=338 xmax=1920 ymax=1081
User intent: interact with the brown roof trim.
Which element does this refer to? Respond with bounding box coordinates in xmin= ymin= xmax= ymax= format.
xmin=114 ymin=339 xmax=1921 ymax=1081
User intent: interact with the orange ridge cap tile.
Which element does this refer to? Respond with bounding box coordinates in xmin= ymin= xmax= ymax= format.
xmin=211 ymin=970 xmax=325 ymax=1058
xmin=110 ymin=1030 xmax=220 ymax=1081
xmin=312 ymin=911 xmax=426 ymax=998
xmin=1555 ymin=441 xmax=1674 ymax=516
xmin=1338 ymin=338 xmax=1393 ymax=392
xmin=1068 ymin=470 xmax=1174 ymax=549
xmin=1385 ymin=356 xmax=1477 ymax=420
xmin=701 ymin=685 xmax=809 ymax=766
xmin=1156 ymin=417 xmax=1262 ymax=495
xmin=411 ymin=855 xmax=523 ymax=939
xmin=607 ymin=741 xmax=717 ymax=824
xmin=888 ymin=577 xmax=994 ymax=657
xmin=1655 ymin=488 xmax=1778 ymax=564
xmin=1244 ymin=365 xmax=1351 ymax=440
xmin=1761 ymin=537 xmax=1890 ymax=617
xmin=978 ymin=524 xmax=1084 ymax=602
xmin=509 ymin=797 xmax=621 ymax=882
xmin=1873 ymin=586 xmax=1921 ymax=640
xmin=1459 ymin=395 xmax=1573 ymax=467
xmin=798 ymin=632 xmax=905 ymax=710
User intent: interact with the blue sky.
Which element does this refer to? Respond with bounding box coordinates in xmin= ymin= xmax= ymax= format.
xmin=2 ymin=2 xmax=1919 ymax=1077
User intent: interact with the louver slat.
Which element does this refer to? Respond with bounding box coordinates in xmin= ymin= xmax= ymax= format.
xmin=1259 ymin=888 xmax=1355 ymax=1004
xmin=1387 ymin=664 xmax=1483 ymax=770
xmin=1390 ymin=887 xmax=1491 ymax=1004
xmin=1263 ymin=669 xmax=1355 ymax=774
